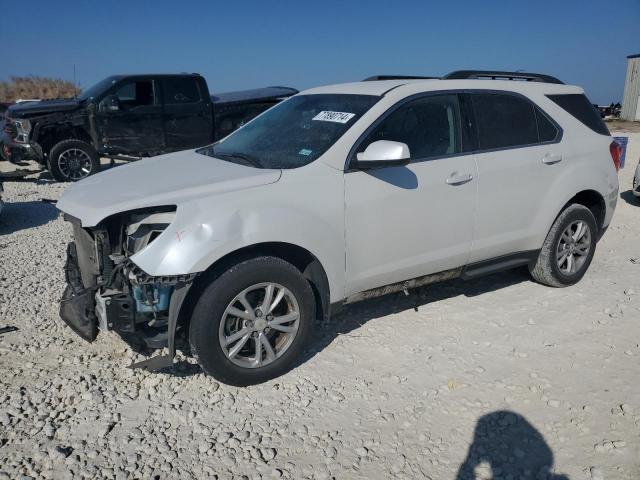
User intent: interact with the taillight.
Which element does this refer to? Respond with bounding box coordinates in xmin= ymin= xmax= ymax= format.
xmin=610 ymin=140 xmax=622 ymax=172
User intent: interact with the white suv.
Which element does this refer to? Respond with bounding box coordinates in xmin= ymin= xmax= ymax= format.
xmin=57 ymin=70 xmax=620 ymax=386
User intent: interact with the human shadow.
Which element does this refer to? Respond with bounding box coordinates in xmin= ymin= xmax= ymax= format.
xmin=0 ymin=200 xmax=60 ymax=235
xmin=620 ymin=189 xmax=639 ymax=206
xmin=456 ymin=410 xmax=569 ymax=480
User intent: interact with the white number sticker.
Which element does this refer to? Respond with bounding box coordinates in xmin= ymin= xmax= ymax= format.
xmin=312 ymin=111 xmax=356 ymax=124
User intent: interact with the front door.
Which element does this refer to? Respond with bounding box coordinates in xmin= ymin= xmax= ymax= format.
xmin=97 ymin=79 xmax=164 ymax=154
xmin=345 ymin=93 xmax=477 ymax=296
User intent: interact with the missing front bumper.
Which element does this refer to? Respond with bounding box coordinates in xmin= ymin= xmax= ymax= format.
xmin=59 ymin=239 xmax=198 ymax=370
xmin=59 ymin=243 xmax=98 ymax=342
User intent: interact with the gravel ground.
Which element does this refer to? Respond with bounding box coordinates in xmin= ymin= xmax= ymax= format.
xmin=1 ymin=133 xmax=639 ymax=480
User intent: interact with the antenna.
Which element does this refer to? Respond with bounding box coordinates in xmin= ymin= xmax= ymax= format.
xmin=73 ymin=64 xmax=77 ymax=97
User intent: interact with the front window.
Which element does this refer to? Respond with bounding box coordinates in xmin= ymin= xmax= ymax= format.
xmin=114 ymin=80 xmax=156 ymax=109
xmin=198 ymin=94 xmax=379 ymax=169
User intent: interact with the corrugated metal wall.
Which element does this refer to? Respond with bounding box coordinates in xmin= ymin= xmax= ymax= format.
xmin=621 ymin=56 xmax=640 ymax=121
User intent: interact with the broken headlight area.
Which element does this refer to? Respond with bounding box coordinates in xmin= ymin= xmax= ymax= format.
xmin=60 ymin=207 xmax=196 ymax=352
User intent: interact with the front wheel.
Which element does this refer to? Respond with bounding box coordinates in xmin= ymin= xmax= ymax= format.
xmin=48 ymin=139 xmax=100 ymax=182
xmin=529 ymin=204 xmax=597 ymax=287
xmin=189 ymin=256 xmax=315 ymax=386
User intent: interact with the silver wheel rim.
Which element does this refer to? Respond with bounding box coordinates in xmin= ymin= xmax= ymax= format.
xmin=556 ymin=220 xmax=591 ymax=275
xmin=218 ymin=282 xmax=300 ymax=369
xmin=58 ymin=148 xmax=93 ymax=181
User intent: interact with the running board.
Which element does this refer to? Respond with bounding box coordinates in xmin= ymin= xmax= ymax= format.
xmin=461 ymin=250 xmax=539 ymax=280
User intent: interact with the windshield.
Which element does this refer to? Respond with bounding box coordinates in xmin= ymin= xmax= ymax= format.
xmin=198 ymin=94 xmax=379 ymax=169
xmin=78 ymin=76 xmax=120 ymax=101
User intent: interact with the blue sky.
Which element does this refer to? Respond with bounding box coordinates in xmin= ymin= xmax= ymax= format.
xmin=1 ymin=0 xmax=638 ymax=104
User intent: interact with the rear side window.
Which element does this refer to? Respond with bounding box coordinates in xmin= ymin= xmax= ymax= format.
xmin=472 ymin=93 xmax=538 ymax=150
xmin=162 ymin=77 xmax=202 ymax=105
xmin=546 ymin=94 xmax=610 ymax=136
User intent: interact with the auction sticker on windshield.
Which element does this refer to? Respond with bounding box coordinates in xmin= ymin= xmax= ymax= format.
xmin=312 ymin=111 xmax=356 ymax=124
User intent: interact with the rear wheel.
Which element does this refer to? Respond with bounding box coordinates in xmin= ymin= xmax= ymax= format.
xmin=529 ymin=204 xmax=597 ymax=287
xmin=189 ymin=256 xmax=314 ymax=386
xmin=48 ymin=139 xmax=100 ymax=182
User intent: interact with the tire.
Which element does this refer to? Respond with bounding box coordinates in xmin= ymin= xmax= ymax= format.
xmin=48 ymin=139 xmax=100 ymax=182
xmin=189 ymin=256 xmax=315 ymax=386
xmin=529 ymin=204 xmax=598 ymax=287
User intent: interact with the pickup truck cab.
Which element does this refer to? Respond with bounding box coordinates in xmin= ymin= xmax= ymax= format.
xmin=2 ymin=74 xmax=297 ymax=181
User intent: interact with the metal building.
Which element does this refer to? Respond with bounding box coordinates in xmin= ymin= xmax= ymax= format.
xmin=621 ymin=54 xmax=640 ymax=121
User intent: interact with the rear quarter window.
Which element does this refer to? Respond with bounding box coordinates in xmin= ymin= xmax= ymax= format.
xmin=546 ymin=94 xmax=610 ymax=136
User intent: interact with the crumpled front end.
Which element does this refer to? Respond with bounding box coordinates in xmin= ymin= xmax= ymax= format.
xmin=60 ymin=210 xmax=198 ymax=367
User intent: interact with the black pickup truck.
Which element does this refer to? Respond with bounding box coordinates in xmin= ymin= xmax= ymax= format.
xmin=1 ymin=74 xmax=297 ymax=181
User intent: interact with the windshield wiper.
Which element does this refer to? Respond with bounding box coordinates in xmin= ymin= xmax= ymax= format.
xmin=215 ymin=151 xmax=262 ymax=168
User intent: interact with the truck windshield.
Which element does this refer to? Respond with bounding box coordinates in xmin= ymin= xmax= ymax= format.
xmin=78 ymin=76 xmax=120 ymax=101
xmin=198 ymin=94 xmax=379 ymax=169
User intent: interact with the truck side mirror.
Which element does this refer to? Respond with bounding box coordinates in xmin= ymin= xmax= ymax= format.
xmin=99 ymin=95 xmax=120 ymax=113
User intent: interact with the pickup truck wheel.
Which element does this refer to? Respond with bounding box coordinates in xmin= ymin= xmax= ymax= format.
xmin=189 ymin=256 xmax=314 ymax=386
xmin=529 ymin=204 xmax=597 ymax=287
xmin=48 ymin=139 xmax=100 ymax=182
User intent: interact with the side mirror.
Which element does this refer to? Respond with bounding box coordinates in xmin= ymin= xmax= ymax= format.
xmin=355 ymin=140 xmax=410 ymax=169
xmin=99 ymin=95 xmax=120 ymax=113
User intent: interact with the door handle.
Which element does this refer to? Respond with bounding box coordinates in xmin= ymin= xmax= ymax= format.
xmin=446 ymin=172 xmax=473 ymax=185
xmin=542 ymin=153 xmax=562 ymax=165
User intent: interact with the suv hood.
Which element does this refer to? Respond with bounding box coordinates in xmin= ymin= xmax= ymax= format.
xmin=8 ymin=98 xmax=81 ymax=118
xmin=57 ymin=150 xmax=282 ymax=226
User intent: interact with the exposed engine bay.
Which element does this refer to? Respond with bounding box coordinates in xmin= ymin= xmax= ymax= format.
xmin=60 ymin=207 xmax=197 ymax=367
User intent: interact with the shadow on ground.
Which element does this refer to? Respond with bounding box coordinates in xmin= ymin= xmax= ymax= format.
xmin=620 ymin=189 xmax=639 ymax=206
xmin=156 ymin=267 xmax=531 ymax=378
xmin=299 ymin=267 xmax=531 ymax=366
xmin=0 ymin=200 xmax=60 ymax=235
xmin=456 ymin=410 xmax=569 ymax=479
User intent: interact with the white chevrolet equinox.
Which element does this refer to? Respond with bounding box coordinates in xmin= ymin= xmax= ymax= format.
xmin=57 ymin=70 xmax=620 ymax=386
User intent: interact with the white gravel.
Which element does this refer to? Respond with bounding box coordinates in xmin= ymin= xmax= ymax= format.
xmin=1 ymin=133 xmax=639 ymax=480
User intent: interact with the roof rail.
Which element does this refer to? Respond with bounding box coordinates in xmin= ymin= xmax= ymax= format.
xmin=363 ymin=75 xmax=438 ymax=81
xmin=443 ymin=70 xmax=564 ymax=85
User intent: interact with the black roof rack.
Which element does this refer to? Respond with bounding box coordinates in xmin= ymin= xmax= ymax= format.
xmin=443 ymin=70 xmax=564 ymax=84
xmin=363 ymin=75 xmax=438 ymax=81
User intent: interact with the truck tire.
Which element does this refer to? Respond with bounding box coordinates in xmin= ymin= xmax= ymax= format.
xmin=189 ymin=256 xmax=315 ymax=386
xmin=48 ymin=139 xmax=100 ymax=182
xmin=529 ymin=204 xmax=597 ymax=287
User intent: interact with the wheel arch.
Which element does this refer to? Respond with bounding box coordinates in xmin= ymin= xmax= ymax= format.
xmin=561 ymin=189 xmax=606 ymax=234
xmin=38 ymin=124 xmax=93 ymax=156
xmin=178 ymin=241 xmax=331 ymax=335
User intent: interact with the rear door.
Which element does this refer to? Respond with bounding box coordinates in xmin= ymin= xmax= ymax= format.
xmin=97 ymin=78 xmax=164 ymax=154
xmin=344 ymin=93 xmax=478 ymax=296
xmin=468 ymin=91 xmax=565 ymax=262
xmin=161 ymin=77 xmax=213 ymax=150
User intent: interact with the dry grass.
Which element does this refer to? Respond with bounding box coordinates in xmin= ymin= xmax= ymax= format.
xmin=0 ymin=76 xmax=80 ymax=102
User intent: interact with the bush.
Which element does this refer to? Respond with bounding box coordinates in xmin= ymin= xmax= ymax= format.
xmin=0 ymin=76 xmax=80 ymax=102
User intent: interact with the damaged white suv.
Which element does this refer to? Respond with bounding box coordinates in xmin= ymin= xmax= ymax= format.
xmin=57 ymin=70 xmax=620 ymax=386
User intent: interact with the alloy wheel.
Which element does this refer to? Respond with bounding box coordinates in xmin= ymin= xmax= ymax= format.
xmin=556 ymin=220 xmax=591 ymax=275
xmin=218 ymin=282 xmax=300 ymax=368
xmin=57 ymin=148 xmax=93 ymax=181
